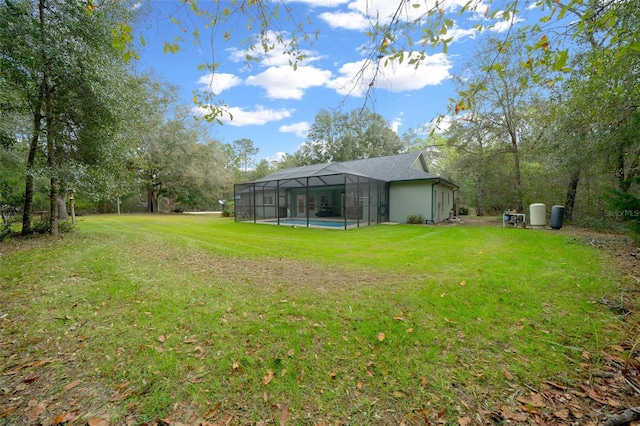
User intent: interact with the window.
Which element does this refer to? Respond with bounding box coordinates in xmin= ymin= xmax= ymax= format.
xmin=264 ymin=196 xmax=273 ymax=205
xmin=308 ymin=195 xmax=315 ymax=210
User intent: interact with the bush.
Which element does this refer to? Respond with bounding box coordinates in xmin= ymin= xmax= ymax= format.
xmin=407 ymin=214 xmax=423 ymax=224
xmin=458 ymin=206 xmax=470 ymax=215
xmin=31 ymin=215 xmax=75 ymax=234
xmin=221 ymin=201 xmax=234 ymax=217
xmin=58 ymin=220 xmax=74 ymax=233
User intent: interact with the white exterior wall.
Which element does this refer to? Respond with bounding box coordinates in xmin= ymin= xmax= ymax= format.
xmin=432 ymin=183 xmax=455 ymax=223
xmin=389 ymin=181 xmax=431 ymax=224
xmin=389 ymin=181 xmax=455 ymax=224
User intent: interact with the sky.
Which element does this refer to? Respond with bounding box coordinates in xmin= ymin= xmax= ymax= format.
xmin=134 ymin=0 xmax=526 ymax=163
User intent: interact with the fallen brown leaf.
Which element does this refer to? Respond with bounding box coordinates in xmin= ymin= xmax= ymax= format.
xmin=87 ymin=418 xmax=109 ymax=426
xmin=553 ymin=409 xmax=570 ymax=420
xmin=52 ymin=412 xmax=74 ymax=424
xmin=23 ymin=376 xmax=39 ymax=383
xmin=543 ymin=380 xmax=567 ymax=390
xmin=63 ymin=379 xmax=81 ymax=392
xmin=517 ymin=393 xmax=545 ymax=408
xmin=500 ymin=406 xmax=528 ymax=422
xmin=0 ymin=407 xmax=17 ymax=419
xmin=458 ymin=417 xmax=471 ymax=426
xmin=28 ymin=401 xmax=47 ymax=422
xmin=280 ymin=403 xmax=290 ymax=426
xmin=377 ymin=332 xmax=385 ymax=342
xmin=578 ymin=384 xmax=608 ymax=405
xmin=261 ymin=370 xmax=274 ymax=386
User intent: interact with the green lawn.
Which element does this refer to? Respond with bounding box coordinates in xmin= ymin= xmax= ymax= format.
xmin=0 ymin=214 xmax=628 ymax=424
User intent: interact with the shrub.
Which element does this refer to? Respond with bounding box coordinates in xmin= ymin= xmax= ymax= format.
xmin=32 ymin=216 xmax=50 ymax=234
xmin=31 ymin=216 xmax=75 ymax=234
xmin=407 ymin=214 xmax=423 ymax=224
xmin=221 ymin=201 xmax=234 ymax=217
xmin=458 ymin=206 xmax=470 ymax=215
xmin=58 ymin=220 xmax=75 ymax=233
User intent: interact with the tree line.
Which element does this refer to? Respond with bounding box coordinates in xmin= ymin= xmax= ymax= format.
xmin=1 ymin=0 xmax=639 ymax=237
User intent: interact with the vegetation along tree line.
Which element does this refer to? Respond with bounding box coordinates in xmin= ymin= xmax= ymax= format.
xmin=1 ymin=0 xmax=639 ymax=237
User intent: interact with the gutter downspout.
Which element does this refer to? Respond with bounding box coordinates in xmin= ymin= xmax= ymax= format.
xmin=453 ymin=186 xmax=459 ymax=217
xmin=430 ymin=179 xmax=441 ymax=224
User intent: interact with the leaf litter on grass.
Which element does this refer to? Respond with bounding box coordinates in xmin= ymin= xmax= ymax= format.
xmin=1 ymin=220 xmax=640 ymax=425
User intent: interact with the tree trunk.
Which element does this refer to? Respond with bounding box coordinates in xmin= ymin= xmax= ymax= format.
xmin=476 ymin=174 xmax=484 ymax=216
xmin=39 ymin=0 xmax=58 ymax=236
xmin=49 ymin=178 xmax=58 ymax=235
xmin=57 ymin=194 xmax=68 ymax=220
xmin=615 ymin=149 xmax=628 ymax=192
xmin=564 ymin=169 xmax=580 ymax=221
xmin=22 ymin=117 xmax=41 ymax=235
xmin=148 ymin=190 xmax=158 ymax=213
xmin=510 ymin=130 xmax=523 ymax=212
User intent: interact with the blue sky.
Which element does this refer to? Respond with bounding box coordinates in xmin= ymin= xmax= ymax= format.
xmin=135 ymin=0 xmax=523 ymax=163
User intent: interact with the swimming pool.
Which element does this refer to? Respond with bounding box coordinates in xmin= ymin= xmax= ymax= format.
xmin=264 ymin=218 xmax=358 ymax=228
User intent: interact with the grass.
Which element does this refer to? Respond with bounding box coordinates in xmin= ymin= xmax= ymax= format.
xmin=0 ymin=214 xmax=630 ymax=424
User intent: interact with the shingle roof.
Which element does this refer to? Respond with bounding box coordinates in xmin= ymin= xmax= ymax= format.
xmin=250 ymin=151 xmax=456 ymax=187
xmin=340 ymin=151 xmax=438 ymax=182
xmin=252 ymin=162 xmax=367 ymax=183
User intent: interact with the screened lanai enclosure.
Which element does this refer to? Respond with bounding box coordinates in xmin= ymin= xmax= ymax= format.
xmin=234 ymin=163 xmax=388 ymax=230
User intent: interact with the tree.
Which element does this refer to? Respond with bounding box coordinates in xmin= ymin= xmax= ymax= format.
xmin=450 ymin=38 xmax=541 ymax=212
xmin=0 ymin=0 xmax=139 ymax=235
xmin=246 ymin=159 xmax=276 ymax=182
xmin=299 ymin=108 xmax=403 ymax=163
xmin=443 ymin=115 xmax=493 ymax=216
xmin=233 ymin=138 xmax=259 ymax=179
xmin=133 ymin=102 xmax=235 ymax=213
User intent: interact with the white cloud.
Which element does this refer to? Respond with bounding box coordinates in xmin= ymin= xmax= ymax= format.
xmin=427 ymin=114 xmax=454 ymax=133
xmin=327 ymin=52 xmax=451 ymax=97
xmin=246 ymin=65 xmax=333 ymax=100
xmin=441 ymin=25 xmax=480 ymax=43
xmin=279 ymin=122 xmax=310 ymax=138
xmin=390 ymin=116 xmax=403 ymax=133
xmin=226 ymin=32 xmax=323 ymax=68
xmin=290 ymin=0 xmax=350 ymax=5
xmin=193 ymin=105 xmax=293 ymax=126
xmin=319 ymin=0 xmax=492 ymax=32
xmin=265 ymin=152 xmax=287 ymax=163
xmin=196 ymin=73 xmax=242 ymax=95
xmin=490 ymin=15 xmax=525 ymax=32
xmin=319 ymin=11 xmax=370 ymax=30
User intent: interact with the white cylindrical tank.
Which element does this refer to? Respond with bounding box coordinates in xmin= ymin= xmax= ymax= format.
xmin=530 ymin=203 xmax=546 ymax=227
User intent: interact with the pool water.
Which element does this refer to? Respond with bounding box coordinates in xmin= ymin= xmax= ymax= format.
xmin=266 ymin=218 xmax=357 ymax=228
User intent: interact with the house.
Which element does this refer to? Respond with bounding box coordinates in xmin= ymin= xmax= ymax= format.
xmin=234 ymin=151 xmax=458 ymax=229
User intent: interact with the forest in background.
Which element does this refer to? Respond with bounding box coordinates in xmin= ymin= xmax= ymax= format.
xmin=1 ymin=0 xmax=639 ymax=236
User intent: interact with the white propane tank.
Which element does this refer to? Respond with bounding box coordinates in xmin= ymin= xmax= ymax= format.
xmin=529 ymin=203 xmax=546 ymax=228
